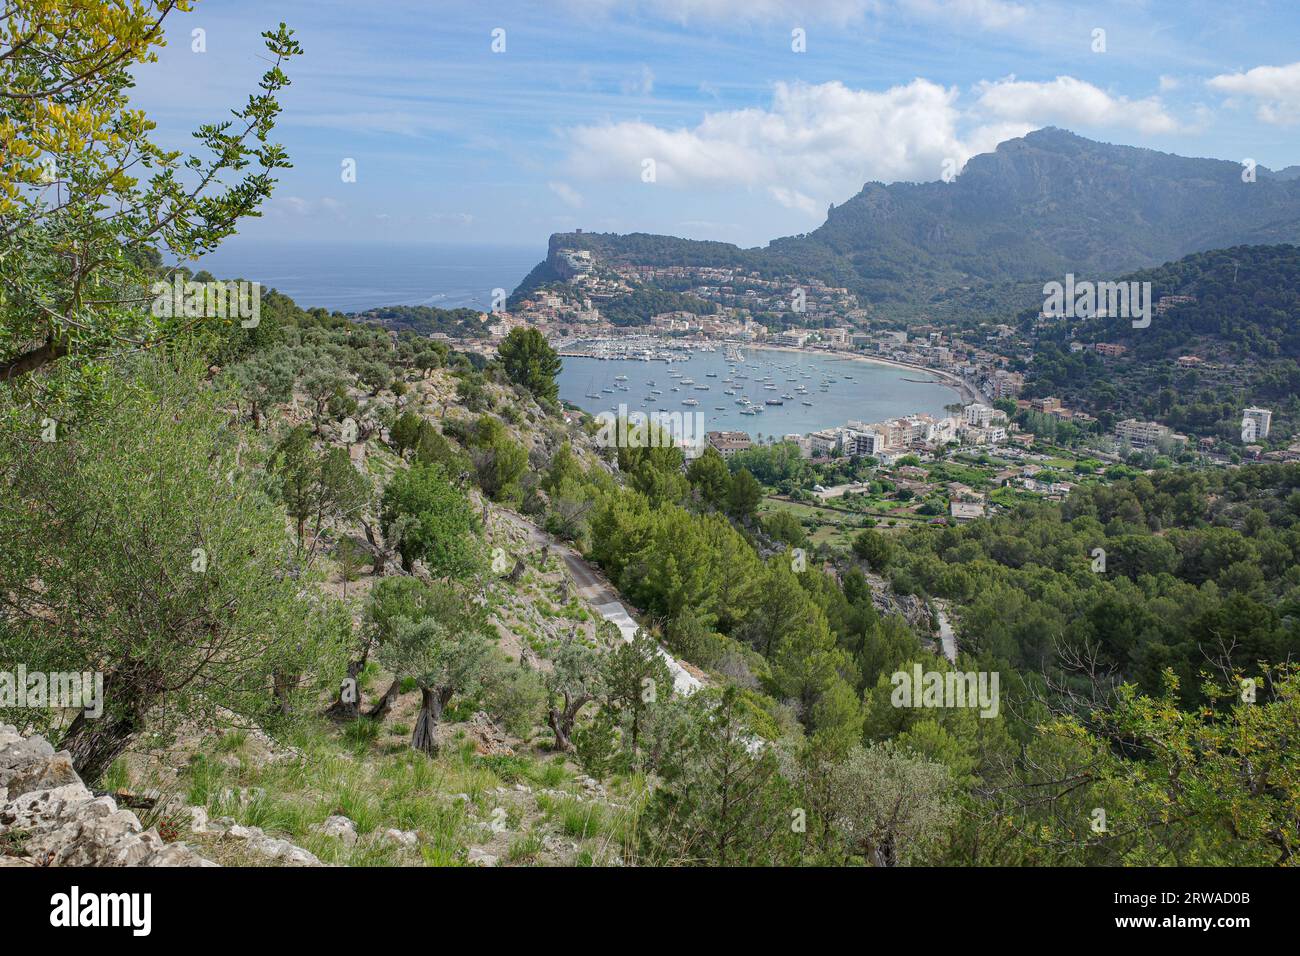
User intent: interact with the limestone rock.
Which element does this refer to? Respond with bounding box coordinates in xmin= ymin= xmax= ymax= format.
xmin=383 ymin=828 xmax=418 ymax=848
xmin=313 ymin=814 xmax=358 ymax=847
xmin=0 ymin=725 xmax=214 ymax=867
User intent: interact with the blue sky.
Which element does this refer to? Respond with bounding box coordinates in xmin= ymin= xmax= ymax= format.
xmin=132 ymin=0 xmax=1300 ymax=251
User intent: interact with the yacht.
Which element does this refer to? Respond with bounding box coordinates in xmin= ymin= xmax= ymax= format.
xmin=682 ymin=398 xmax=700 ymax=406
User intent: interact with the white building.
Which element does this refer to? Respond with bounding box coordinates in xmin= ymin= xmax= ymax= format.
xmin=1243 ymin=407 xmax=1272 ymax=440
xmin=1115 ymin=419 xmax=1173 ymax=448
xmin=783 ymin=433 xmax=813 ymax=457
xmin=844 ymin=429 xmax=885 ymax=457
xmin=964 ymin=403 xmax=994 ymax=428
xmin=810 ymin=428 xmax=841 ymax=457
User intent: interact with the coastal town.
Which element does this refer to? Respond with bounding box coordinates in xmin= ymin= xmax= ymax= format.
xmin=455 ymin=245 xmax=1292 ymax=491
xmin=366 ymin=241 xmax=1289 ymax=547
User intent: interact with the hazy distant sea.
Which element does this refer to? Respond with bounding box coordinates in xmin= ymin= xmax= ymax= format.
xmin=189 ymin=240 xmax=541 ymax=313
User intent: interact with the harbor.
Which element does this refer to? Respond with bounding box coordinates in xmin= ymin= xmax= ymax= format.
xmin=558 ymin=338 xmax=959 ymax=439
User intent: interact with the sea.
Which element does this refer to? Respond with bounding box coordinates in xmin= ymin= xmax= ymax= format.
xmin=189 ymin=239 xmax=540 ymax=314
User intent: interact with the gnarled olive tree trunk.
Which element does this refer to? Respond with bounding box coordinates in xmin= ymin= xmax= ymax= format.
xmin=324 ymin=650 xmax=369 ymax=721
xmin=366 ymin=676 xmax=402 ymax=721
xmin=58 ymin=672 xmax=147 ymax=784
xmin=410 ymin=686 xmax=454 ymax=754
xmin=547 ymin=693 xmax=591 ymax=752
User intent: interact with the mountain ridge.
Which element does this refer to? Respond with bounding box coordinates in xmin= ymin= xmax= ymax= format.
xmin=514 ymin=128 xmax=1300 ymax=319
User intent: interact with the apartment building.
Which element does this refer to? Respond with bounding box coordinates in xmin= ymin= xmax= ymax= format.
xmin=1030 ymin=397 xmax=1062 ymax=414
xmin=1115 ymin=418 xmax=1171 ymax=447
xmin=706 ymin=430 xmax=753 ymax=458
xmin=988 ymin=369 xmax=1024 ymax=399
xmin=1242 ymin=407 xmax=1272 ymax=440
xmin=844 ymin=429 xmax=885 ymax=457
xmin=810 ymin=429 xmax=841 ymax=457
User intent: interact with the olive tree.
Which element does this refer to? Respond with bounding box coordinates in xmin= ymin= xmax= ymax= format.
xmin=376 ymin=583 xmax=493 ymax=754
xmin=0 ymin=352 xmax=347 ymax=780
xmin=545 ymin=636 xmax=605 ymax=751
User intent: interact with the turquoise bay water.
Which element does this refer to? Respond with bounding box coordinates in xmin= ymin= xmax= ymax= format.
xmin=558 ymin=348 xmax=958 ymax=438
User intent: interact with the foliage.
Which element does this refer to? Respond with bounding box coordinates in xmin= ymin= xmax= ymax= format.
xmin=0 ymin=352 xmax=347 ymax=780
xmin=0 ymin=4 xmax=301 ymax=401
xmin=497 ymin=327 xmax=561 ymax=404
xmin=379 ymin=462 xmax=480 ymax=577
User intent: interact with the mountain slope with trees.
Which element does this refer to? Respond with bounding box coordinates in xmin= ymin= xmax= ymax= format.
xmin=1026 ymin=243 xmax=1300 ymax=443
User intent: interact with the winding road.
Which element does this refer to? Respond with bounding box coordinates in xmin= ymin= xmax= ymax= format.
xmin=500 ymin=509 xmax=703 ymax=696
xmin=934 ymin=600 xmax=959 ymax=664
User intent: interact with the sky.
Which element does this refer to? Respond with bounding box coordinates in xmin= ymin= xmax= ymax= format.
xmin=130 ymin=0 xmax=1300 ymax=251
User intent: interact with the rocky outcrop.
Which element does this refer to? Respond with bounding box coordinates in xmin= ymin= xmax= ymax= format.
xmin=862 ymin=572 xmax=935 ymax=634
xmin=191 ymin=808 xmax=321 ymax=866
xmin=464 ymin=711 xmax=514 ymax=756
xmin=0 ymin=724 xmax=214 ymax=867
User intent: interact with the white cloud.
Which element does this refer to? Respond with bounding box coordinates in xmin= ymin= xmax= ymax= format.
xmin=768 ymin=185 xmax=820 ymax=216
xmin=564 ymin=79 xmax=1030 ymax=209
xmin=1208 ymin=62 xmax=1300 ymax=125
xmin=286 ymin=111 xmax=454 ymax=137
xmin=270 ymin=196 xmax=347 ymax=218
xmin=564 ymin=0 xmax=881 ymax=24
xmin=562 ymin=73 xmax=1188 ymax=210
xmin=560 ymin=72 xmax=1191 ymax=214
xmin=904 ymin=0 xmax=1029 ymax=30
xmin=548 ymin=181 xmax=586 ymax=208
xmin=975 ymin=75 xmax=1179 ymax=134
